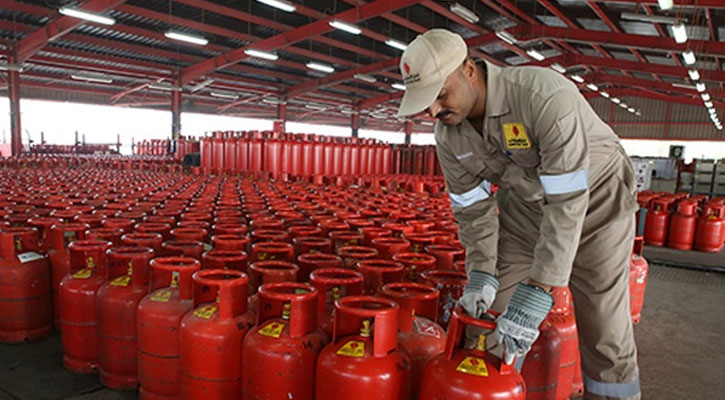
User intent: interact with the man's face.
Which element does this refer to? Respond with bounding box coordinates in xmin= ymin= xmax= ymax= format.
xmin=426 ymin=61 xmax=478 ymax=126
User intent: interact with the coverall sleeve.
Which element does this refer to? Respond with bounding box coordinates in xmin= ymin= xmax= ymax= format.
xmin=529 ymin=87 xmax=590 ymax=287
xmin=435 ymin=139 xmax=499 ymax=276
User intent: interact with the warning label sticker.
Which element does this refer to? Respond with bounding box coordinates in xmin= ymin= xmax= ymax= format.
xmin=110 ymin=275 xmax=131 ymax=287
xmin=150 ymin=289 xmax=172 ymax=303
xmin=193 ymin=305 xmax=217 ymax=319
xmin=258 ymin=321 xmax=286 ymax=338
xmin=456 ymin=356 xmax=489 ymax=377
xmin=336 ymin=340 xmax=365 ymax=358
xmin=17 ymin=252 xmax=44 ymax=264
xmin=72 ymin=268 xmax=92 ymax=279
xmin=503 ymin=123 xmax=531 ymax=149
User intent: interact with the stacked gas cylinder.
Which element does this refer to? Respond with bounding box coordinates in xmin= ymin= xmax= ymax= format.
xmin=0 ymin=163 xmax=647 ymax=400
xmin=0 ymin=154 xmax=180 ymax=172
xmin=638 ymin=190 xmax=725 ymax=253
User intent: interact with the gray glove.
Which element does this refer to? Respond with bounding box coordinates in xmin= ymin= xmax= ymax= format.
xmin=494 ymin=283 xmax=553 ymax=365
xmin=457 ymin=270 xmax=500 ymax=318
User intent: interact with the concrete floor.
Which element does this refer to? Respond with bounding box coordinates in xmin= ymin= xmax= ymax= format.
xmin=1 ymin=264 xmax=724 ymax=399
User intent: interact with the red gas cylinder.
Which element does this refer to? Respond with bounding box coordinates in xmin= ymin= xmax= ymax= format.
xmin=643 ymin=200 xmax=670 ymax=247
xmin=212 ymin=234 xmax=250 ymax=252
xmin=425 ymin=244 xmax=465 ymax=270
xmin=356 ymin=259 xmax=406 ymax=295
xmin=419 ymin=309 xmax=526 ymax=400
xmin=162 ymin=240 xmax=205 ymax=260
xmin=242 ymin=282 xmax=328 ymax=400
xmin=393 ymin=252 xmax=437 ymax=282
xmin=0 ymin=227 xmax=52 ymax=343
xmin=293 ymin=236 xmax=333 ymax=259
xmin=315 ymin=296 xmax=411 ymax=400
xmin=47 ymin=223 xmax=90 ymax=326
xmin=251 ymin=241 xmax=294 ymax=262
xmin=202 ymin=250 xmax=248 ymax=272
xmin=405 ymin=233 xmax=438 ymax=253
xmin=383 ymin=222 xmax=416 ymax=238
xmin=336 ymin=245 xmax=380 ymax=269
xmin=171 ymin=228 xmax=208 ymax=243
xmin=249 ymin=136 xmax=264 ymax=177
xmin=372 ymin=237 xmax=413 ymax=260
xmin=212 ymin=223 xmax=248 ymax=237
xmin=289 ymin=226 xmax=323 ymax=239
xmin=179 ymin=269 xmax=255 ymax=400
xmin=28 ymin=217 xmax=63 ymax=252
xmin=59 ymin=239 xmax=113 ymax=373
xmin=408 ymin=220 xmax=435 ymax=233
xmin=265 ymin=138 xmax=283 ymax=179
xmin=211 ymin=136 xmax=225 ymax=174
xmin=137 ymin=257 xmax=201 ymax=400
xmin=251 ymin=229 xmax=290 ymax=244
xmin=361 ymin=227 xmax=392 ymax=246
xmin=629 ymin=237 xmax=649 ymax=325
xmin=667 ymin=200 xmax=698 ymax=250
xmin=309 ymin=268 xmax=364 ymax=337
xmin=135 ymin=222 xmax=172 ymax=241
xmin=248 ymin=261 xmax=299 ymax=295
xmin=521 ymin=287 xmax=578 ymax=400
xmin=86 ymin=227 xmax=124 ymax=246
xmin=97 ymin=246 xmax=154 ymax=390
xmin=224 ymin=137 xmax=237 ymax=174
xmin=694 ymin=204 xmax=724 ymax=253
xmin=382 ymin=283 xmax=446 ymax=399
xmin=420 ymin=270 xmax=468 ymax=329
xmin=296 ymin=253 xmax=343 ymax=282
xmin=122 ymin=232 xmax=163 ymax=254
xmin=237 ymin=135 xmax=250 ymax=174
xmin=330 ymin=230 xmax=365 ymax=250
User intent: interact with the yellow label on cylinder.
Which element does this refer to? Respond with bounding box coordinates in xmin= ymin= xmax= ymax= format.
xmin=72 ymin=268 xmax=92 ymax=279
xmin=110 ymin=275 xmax=131 ymax=287
xmin=258 ymin=321 xmax=286 ymax=338
xmin=193 ymin=305 xmax=217 ymax=319
xmin=456 ymin=356 xmax=489 ymax=377
xmin=336 ymin=340 xmax=365 ymax=358
xmin=150 ymin=289 xmax=172 ymax=303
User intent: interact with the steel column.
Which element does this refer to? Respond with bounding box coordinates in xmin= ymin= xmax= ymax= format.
xmin=404 ymin=120 xmax=412 ymax=144
xmin=351 ymin=111 xmax=360 ymax=138
xmin=171 ymin=82 xmax=182 ymax=141
xmin=8 ymin=54 xmax=21 ymax=156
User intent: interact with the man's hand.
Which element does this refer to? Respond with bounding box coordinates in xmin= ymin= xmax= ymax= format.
xmin=494 ymin=283 xmax=554 ymax=365
xmin=457 ymin=270 xmax=500 ymax=318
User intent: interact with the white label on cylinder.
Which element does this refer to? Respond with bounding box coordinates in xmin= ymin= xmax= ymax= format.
xmin=18 ymin=252 xmax=44 ymax=263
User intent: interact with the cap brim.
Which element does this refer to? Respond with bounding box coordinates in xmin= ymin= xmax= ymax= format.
xmin=396 ymin=79 xmax=445 ymax=117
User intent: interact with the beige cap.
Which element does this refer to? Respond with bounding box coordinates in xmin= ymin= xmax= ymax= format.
xmin=396 ymin=29 xmax=468 ymax=117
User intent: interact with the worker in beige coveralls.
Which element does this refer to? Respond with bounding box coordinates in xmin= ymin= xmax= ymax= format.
xmin=397 ymin=29 xmax=640 ymax=400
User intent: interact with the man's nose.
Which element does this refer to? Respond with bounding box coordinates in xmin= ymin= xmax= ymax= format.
xmin=427 ymin=101 xmax=441 ymax=119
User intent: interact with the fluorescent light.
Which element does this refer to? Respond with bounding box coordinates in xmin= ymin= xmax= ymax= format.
xmin=189 ymin=78 xmax=214 ymax=93
xmin=702 ymin=93 xmax=711 ymax=102
xmin=526 ymin=49 xmax=545 ymax=61
xmin=450 ymin=2 xmax=479 ymax=24
xmin=619 ymin=103 xmax=629 ymax=109
xmin=0 ymin=62 xmax=24 ymax=72
xmin=570 ymin=74 xmax=585 ymax=83
xmin=635 ymin=111 xmax=642 ymax=116
xmin=708 ymin=108 xmax=717 ymax=115
xmin=329 ymin=20 xmax=361 ymax=35
xmin=256 ymin=0 xmax=296 ymax=13
xmin=495 ymin=30 xmax=518 ymax=45
xmin=210 ymin=91 xmax=239 ymax=100
xmin=262 ymin=98 xmax=284 ymax=105
xmin=620 ymin=12 xmax=676 ymax=25
xmin=550 ymin=63 xmax=566 ymax=74
xmin=391 ymin=83 xmax=406 ymax=91
xmin=682 ymin=50 xmax=696 ymax=65
xmin=420 ymin=121 xmax=434 ymax=126
xmin=306 ymin=62 xmax=334 ymax=73
xmin=59 ymin=7 xmax=115 ymax=25
xmin=165 ymin=31 xmax=208 ymax=46
xmin=353 ymin=73 xmax=377 ymax=83
xmin=148 ymin=82 xmax=181 ymax=91
xmin=71 ymin=71 xmax=113 ymax=84
xmin=600 ymin=91 xmax=610 ymax=98
xmin=244 ymin=49 xmax=279 ymax=61
xmin=586 ymin=83 xmax=598 ymax=91
xmin=628 ymin=107 xmax=636 ymax=113
xmin=340 ymin=108 xmax=356 ymax=115
xmin=696 ymin=83 xmax=706 ymax=93
xmin=704 ymin=101 xmax=713 ymax=108
xmin=385 ymin=39 xmax=408 ymax=51
xmin=305 ymin=104 xmax=327 ymax=111
xmin=688 ymin=69 xmax=700 ymax=81
xmin=658 ymin=0 xmax=673 ymax=11
xmin=672 ymin=83 xmax=697 ymax=90
xmin=612 ymin=98 xmax=621 ymax=104
xmin=671 ymin=22 xmax=688 ymax=44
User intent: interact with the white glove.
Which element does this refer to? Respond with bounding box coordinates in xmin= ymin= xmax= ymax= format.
xmin=494 ymin=283 xmax=553 ymax=365
xmin=457 ymin=270 xmax=500 ymax=319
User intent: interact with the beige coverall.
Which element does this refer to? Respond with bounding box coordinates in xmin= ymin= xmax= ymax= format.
xmin=436 ymin=61 xmax=640 ymax=400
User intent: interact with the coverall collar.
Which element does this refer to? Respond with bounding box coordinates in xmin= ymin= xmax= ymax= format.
xmin=483 ymin=60 xmax=510 ymax=118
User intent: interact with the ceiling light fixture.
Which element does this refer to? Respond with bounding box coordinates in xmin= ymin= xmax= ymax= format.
xmin=58 ymin=7 xmax=115 ymax=25
xmin=188 ymin=78 xmax=214 ymax=93
xmin=620 ymin=12 xmax=676 ymax=25
xmin=701 ymin=93 xmax=711 ymax=102
xmin=671 ymin=22 xmax=688 ymax=44
xmin=262 ymin=98 xmax=285 ymax=105
xmin=628 ymin=107 xmax=636 ymax=113
xmin=385 ymin=38 xmax=408 ymax=51
xmin=708 ymin=108 xmax=717 ymax=115
xmin=586 ymin=83 xmax=599 ymax=91
xmin=600 ymin=91 xmax=610 ymax=98
xmin=526 ymin=49 xmax=545 ymax=61
xmin=391 ymin=83 xmax=406 ymax=91
xmin=71 ymin=71 xmax=113 ymax=84
xmin=658 ymin=0 xmax=673 ymax=11
xmin=148 ymin=82 xmax=181 ymax=91
xmin=306 ymin=62 xmax=335 ymax=73
xmin=696 ymin=83 xmax=706 ymax=93
xmin=0 ymin=62 xmax=25 ymax=72
xmin=305 ymin=104 xmax=327 ymax=111
xmin=210 ymin=91 xmax=240 ymax=100
xmin=688 ymin=69 xmax=700 ymax=81
xmin=420 ymin=121 xmax=434 ymax=126
xmin=244 ymin=49 xmax=279 ymax=61
xmin=329 ymin=20 xmax=361 ymax=35
xmin=682 ymin=50 xmax=696 ymax=65
xmin=550 ymin=63 xmax=567 ymax=74
xmin=165 ymin=31 xmax=208 ymax=46
xmin=353 ymin=73 xmax=377 ymax=83
xmin=704 ymin=101 xmax=713 ymax=108
xmin=450 ymin=2 xmax=479 ymax=24
xmin=612 ymin=97 xmax=622 ymax=104
xmin=256 ymin=0 xmax=296 ymax=13
xmin=619 ymin=103 xmax=629 ymax=109
xmin=495 ymin=30 xmax=518 ymax=45
xmin=570 ymin=74 xmax=585 ymax=83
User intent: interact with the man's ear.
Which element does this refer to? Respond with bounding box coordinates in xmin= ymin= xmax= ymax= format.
xmin=462 ymin=58 xmax=477 ymax=81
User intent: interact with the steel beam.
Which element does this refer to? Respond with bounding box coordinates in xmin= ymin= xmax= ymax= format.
xmin=562 ymin=54 xmax=725 ymax=82
xmin=8 ymin=54 xmax=21 ymax=155
xmin=15 ymin=0 xmax=127 ymax=62
xmin=583 ymin=0 xmax=725 ymax=9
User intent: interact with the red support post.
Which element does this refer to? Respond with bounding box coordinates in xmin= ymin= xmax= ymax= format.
xmin=8 ymin=51 xmax=22 ymax=156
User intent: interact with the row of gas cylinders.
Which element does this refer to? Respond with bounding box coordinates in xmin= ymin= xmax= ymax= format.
xmin=135 ymin=139 xmax=173 ymax=156
xmin=0 ymin=154 xmax=179 ymax=172
xmin=638 ymin=191 xmax=725 ymax=252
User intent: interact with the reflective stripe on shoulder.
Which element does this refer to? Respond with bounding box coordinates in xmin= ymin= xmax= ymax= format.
xmin=539 ymin=169 xmax=588 ymax=195
xmin=449 ymin=180 xmax=491 ymax=208
xmin=583 ymin=374 xmax=641 ymax=398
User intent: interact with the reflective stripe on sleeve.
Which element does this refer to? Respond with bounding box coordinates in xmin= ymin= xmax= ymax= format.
xmin=449 ymin=180 xmax=491 ymax=208
xmin=583 ymin=374 xmax=641 ymax=398
xmin=539 ymin=169 xmax=588 ymax=195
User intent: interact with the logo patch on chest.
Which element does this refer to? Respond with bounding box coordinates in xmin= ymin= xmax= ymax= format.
xmin=502 ymin=123 xmax=531 ymax=149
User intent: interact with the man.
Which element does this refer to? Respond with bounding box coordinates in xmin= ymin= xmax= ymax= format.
xmin=397 ymin=29 xmax=640 ymax=400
